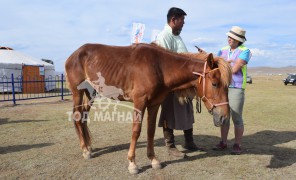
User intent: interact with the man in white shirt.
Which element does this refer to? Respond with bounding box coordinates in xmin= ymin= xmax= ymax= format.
xmin=155 ymin=7 xmax=203 ymax=159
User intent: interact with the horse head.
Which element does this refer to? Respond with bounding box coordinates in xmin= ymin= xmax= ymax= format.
xmin=193 ymin=53 xmax=232 ymax=127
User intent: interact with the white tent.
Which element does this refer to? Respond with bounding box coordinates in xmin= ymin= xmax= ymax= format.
xmin=0 ymin=47 xmax=56 ymax=92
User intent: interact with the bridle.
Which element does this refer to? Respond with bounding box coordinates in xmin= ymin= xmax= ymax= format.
xmin=193 ymin=61 xmax=229 ymax=114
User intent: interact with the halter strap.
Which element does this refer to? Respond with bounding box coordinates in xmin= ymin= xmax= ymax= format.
xmin=193 ymin=61 xmax=228 ymax=113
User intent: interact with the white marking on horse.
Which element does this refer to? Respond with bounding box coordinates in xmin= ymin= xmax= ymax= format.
xmin=77 ymin=72 xmax=125 ymax=110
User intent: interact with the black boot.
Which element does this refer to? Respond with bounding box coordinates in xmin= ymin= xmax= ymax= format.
xmin=182 ymin=128 xmax=204 ymax=151
xmin=163 ymin=127 xmax=185 ymax=158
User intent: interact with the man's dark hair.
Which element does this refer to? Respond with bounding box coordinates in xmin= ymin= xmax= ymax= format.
xmin=167 ymin=7 xmax=187 ymax=23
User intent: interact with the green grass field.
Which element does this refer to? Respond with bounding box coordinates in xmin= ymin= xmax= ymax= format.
xmin=0 ymin=75 xmax=295 ymax=179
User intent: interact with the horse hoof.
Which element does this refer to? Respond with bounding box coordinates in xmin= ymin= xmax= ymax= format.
xmin=83 ymin=154 xmax=91 ymax=159
xmin=152 ymin=162 xmax=162 ymax=169
xmin=151 ymin=159 xmax=162 ymax=169
xmin=83 ymin=151 xmax=91 ymax=159
xmin=128 ymin=164 xmax=139 ymax=175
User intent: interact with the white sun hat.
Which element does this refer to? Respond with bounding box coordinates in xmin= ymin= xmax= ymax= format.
xmin=226 ymin=26 xmax=247 ymax=43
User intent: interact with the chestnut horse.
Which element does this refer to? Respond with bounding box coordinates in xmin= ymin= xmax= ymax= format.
xmin=65 ymin=43 xmax=232 ymax=174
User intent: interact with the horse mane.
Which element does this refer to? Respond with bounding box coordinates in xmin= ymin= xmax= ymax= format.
xmin=174 ymin=53 xmax=232 ymax=104
xmin=213 ymin=56 xmax=232 ymax=87
xmin=182 ymin=52 xmax=232 ymax=87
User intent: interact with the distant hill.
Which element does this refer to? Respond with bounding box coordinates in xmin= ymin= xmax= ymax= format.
xmin=248 ymin=66 xmax=296 ymax=76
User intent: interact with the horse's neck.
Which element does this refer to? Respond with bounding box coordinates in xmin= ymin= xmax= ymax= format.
xmin=161 ymin=55 xmax=204 ymax=89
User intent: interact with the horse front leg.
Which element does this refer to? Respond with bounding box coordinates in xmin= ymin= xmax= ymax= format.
xmin=147 ymin=104 xmax=161 ymax=170
xmin=127 ymin=101 xmax=146 ymax=174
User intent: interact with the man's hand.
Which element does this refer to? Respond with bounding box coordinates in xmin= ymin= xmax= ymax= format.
xmin=195 ymin=46 xmax=206 ymax=53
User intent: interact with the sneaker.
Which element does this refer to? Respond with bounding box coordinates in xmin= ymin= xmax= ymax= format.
xmin=231 ymin=144 xmax=242 ymax=155
xmin=212 ymin=141 xmax=227 ymax=150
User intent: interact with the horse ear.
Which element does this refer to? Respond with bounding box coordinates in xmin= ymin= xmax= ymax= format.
xmin=206 ymin=53 xmax=215 ymax=69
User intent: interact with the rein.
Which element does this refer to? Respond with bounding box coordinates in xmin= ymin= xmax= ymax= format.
xmin=196 ymin=97 xmax=202 ymax=113
xmin=193 ymin=61 xmax=229 ymax=114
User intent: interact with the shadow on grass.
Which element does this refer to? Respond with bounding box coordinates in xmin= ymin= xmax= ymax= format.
xmin=244 ymin=130 xmax=296 ymax=168
xmin=90 ymin=130 xmax=296 ymax=172
xmin=0 ymin=118 xmax=49 ymax=125
xmin=0 ymin=143 xmax=54 ymax=154
xmin=0 ymin=118 xmax=9 ymax=125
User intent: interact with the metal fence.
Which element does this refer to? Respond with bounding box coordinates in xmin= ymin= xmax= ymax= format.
xmin=0 ymin=74 xmax=72 ymax=105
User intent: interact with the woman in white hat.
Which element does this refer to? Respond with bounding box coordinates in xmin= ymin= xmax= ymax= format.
xmin=213 ymin=26 xmax=251 ymax=155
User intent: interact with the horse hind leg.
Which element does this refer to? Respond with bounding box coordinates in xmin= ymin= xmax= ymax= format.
xmin=80 ymin=90 xmax=96 ymax=158
xmin=72 ymin=90 xmax=92 ymax=159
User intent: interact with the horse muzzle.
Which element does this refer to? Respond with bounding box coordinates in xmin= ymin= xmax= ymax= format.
xmin=212 ymin=110 xmax=228 ymax=127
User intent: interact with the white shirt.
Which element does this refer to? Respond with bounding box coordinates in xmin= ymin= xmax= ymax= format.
xmin=155 ymin=24 xmax=188 ymax=53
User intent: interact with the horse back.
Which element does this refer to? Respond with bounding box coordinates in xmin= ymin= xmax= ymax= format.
xmin=65 ymin=43 xmax=163 ymax=98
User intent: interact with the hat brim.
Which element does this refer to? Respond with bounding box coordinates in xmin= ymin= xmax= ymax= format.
xmin=226 ymin=32 xmax=245 ymax=43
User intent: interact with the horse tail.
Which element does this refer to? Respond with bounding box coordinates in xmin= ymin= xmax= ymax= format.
xmin=65 ymin=44 xmax=94 ymax=156
xmin=64 ymin=72 xmax=72 ymax=92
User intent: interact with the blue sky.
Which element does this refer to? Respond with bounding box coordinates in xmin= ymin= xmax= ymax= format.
xmin=1 ymin=0 xmax=296 ymax=72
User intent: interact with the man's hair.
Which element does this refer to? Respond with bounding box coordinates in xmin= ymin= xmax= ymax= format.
xmin=167 ymin=7 xmax=187 ymax=23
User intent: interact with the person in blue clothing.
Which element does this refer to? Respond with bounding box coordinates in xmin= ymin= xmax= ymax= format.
xmin=213 ymin=26 xmax=251 ymax=155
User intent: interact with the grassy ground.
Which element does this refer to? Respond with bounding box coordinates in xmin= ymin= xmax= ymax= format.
xmin=0 ymin=76 xmax=295 ymax=179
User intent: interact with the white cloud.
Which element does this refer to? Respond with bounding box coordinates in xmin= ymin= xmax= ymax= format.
xmin=1 ymin=0 xmax=296 ymax=71
xmin=250 ymin=48 xmax=272 ymax=57
xmin=190 ymin=37 xmax=216 ymax=44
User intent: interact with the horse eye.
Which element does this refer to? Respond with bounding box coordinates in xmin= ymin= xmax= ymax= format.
xmin=212 ymin=83 xmax=218 ymax=88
